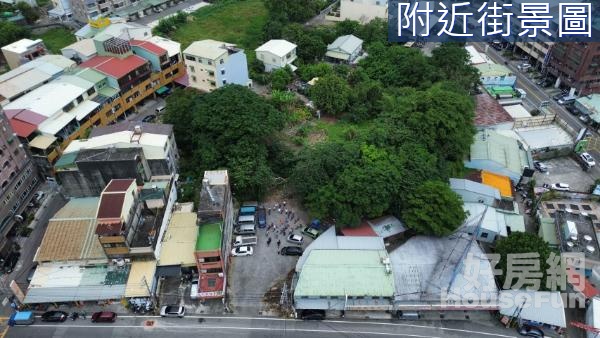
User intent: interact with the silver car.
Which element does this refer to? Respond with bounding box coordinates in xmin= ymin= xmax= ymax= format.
xmin=286 ymin=234 xmax=304 ymax=245
xmin=160 ymin=305 xmax=185 ymax=318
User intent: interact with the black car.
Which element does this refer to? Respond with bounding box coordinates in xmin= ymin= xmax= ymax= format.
xmin=565 ymin=104 xmax=579 ymax=115
xmin=41 ymin=311 xmax=68 ymax=322
xmin=300 ymin=309 xmax=325 ymax=320
xmin=280 ymin=246 xmax=303 ymax=256
xmin=142 ymin=114 xmax=156 ymax=123
xmin=517 ymin=325 xmax=544 ymax=337
xmin=257 ymin=207 xmax=266 ymax=228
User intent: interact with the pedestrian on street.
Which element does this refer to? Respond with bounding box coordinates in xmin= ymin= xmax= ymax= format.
xmin=283 ymin=201 xmax=287 ymax=207
xmin=277 ymin=240 xmax=281 ymax=248
xmin=267 ymin=237 xmax=272 ymax=246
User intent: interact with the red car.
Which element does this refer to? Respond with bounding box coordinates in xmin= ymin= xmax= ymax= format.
xmin=91 ymin=311 xmax=117 ymax=323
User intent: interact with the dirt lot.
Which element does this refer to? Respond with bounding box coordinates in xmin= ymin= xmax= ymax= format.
xmin=227 ymin=192 xmax=313 ymax=315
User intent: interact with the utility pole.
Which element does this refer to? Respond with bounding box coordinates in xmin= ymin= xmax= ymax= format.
xmin=141 ymin=276 xmax=158 ymax=313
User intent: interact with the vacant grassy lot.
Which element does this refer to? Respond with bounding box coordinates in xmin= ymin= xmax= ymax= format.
xmin=171 ymin=0 xmax=267 ymax=53
xmin=33 ymin=27 xmax=76 ymax=53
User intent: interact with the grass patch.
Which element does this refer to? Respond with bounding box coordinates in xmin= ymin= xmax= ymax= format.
xmin=312 ymin=120 xmax=370 ymax=143
xmin=170 ymin=0 xmax=267 ymax=61
xmin=33 ymin=28 xmax=76 ymax=53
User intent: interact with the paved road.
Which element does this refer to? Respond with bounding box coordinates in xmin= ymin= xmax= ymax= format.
xmin=135 ymin=0 xmax=209 ymax=25
xmin=7 ymin=315 xmax=518 ymax=338
xmin=472 ymin=43 xmax=585 ymax=132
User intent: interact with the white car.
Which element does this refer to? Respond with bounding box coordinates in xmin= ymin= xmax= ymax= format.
xmin=580 ymin=152 xmax=596 ymax=167
xmin=517 ymin=63 xmax=531 ymax=71
xmin=160 ymin=305 xmax=185 ymax=318
xmin=551 ymin=183 xmax=570 ymax=191
xmin=231 ymin=246 xmax=253 ymax=257
xmin=33 ymin=191 xmax=45 ymax=203
xmin=286 ymin=234 xmax=304 ymax=245
xmin=190 ymin=281 xmax=198 ymax=300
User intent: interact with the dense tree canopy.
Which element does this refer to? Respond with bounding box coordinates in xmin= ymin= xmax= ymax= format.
xmin=16 ymin=2 xmax=39 ymax=24
xmin=495 ymin=232 xmax=556 ymax=291
xmin=164 ymin=86 xmax=284 ymax=199
xmin=309 ymin=74 xmax=350 ymax=115
xmin=402 ymin=181 xmax=466 ymax=236
xmin=0 ymin=22 xmax=29 ymax=51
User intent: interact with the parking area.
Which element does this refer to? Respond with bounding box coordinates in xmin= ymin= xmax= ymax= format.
xmin=228 ymin=199 xmax=313 ymax=315
xmin=534 ymin=156 xmax=597 ymax=193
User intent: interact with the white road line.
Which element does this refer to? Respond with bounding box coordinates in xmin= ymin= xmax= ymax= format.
xmin=25 ymin=324 xmax=443 ymax=337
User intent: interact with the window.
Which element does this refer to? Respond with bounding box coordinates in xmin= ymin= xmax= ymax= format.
xmin=207 ymin=60 xmax=212 ymax=66
xmin=219 ymin=59 xmax=224 ymax=64
xmin=87 ymin=87 xmax=96 ymax=96
xmin=222 ymin=80 xmax=227 ymax=85
xmin=76 ymin=95 xmax=83 ymax=103
xmin=272 ymin=57 xmax=276 ymax=62
xmin=1 ymin=181 xmax=7 ymax=189
xmin=2 ymin=161 xmax=9 ymax=168
xmin=221 ymin=70 xmax=225 ymax=75
xmin=185 ymin=55 xmax=195 ymax=62
xmin=13 ymin=148 xmax=18 ymax=156
xmin=207 ymin=278 xmax=216 ymax=287
xmin=189 ymin=66 xmax=195 ymax=73
xmin=63 ymin=102 xmax=74 ymax=112
xmin=191 ymin=75 xmax=197 ymax=82
xmin=481 ymin=232 xmax=488 ymax=238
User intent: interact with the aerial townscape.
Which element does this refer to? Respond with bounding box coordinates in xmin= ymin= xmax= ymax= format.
xmin=0 ymin=0 xmax=600 ymax=337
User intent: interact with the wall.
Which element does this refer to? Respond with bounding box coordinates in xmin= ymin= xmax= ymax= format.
xmin=2 ymin=50 xmax=21 ymax=70
xmin=121 ymin=181 xmax=137 ymax=224
xmin=132 ymin=46 xmax=161 ymax=72
xmin=216 ymin=51 xmax=250 ymax=87
xmin=340 ymin=0 xmax=387 ymax=23
xmin=152 ymin=176 xmax=177 ymax=259
xmin=453 ymin=189 xmax=497 ymax=207
xmin=480 ymin=75 xmax=517 ymax=87
xmin=56 ymin=169 xmax=101 ymax=197
xmin=257 ymin=51 xmax=283 ymax=72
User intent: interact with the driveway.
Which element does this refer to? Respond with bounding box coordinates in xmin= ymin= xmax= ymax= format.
xmin=127 ymin=97 xmax=166 ymax=122
xmin=534 ymin=157 xmax=596 ymax=193
xmin=228 ymin=203 xmax=312 ymax=315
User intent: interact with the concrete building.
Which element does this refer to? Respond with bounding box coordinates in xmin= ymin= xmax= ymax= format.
xmin=48 ymin=0 xmax=73 ymax=21
xmin=0 ymin=110 xmax=40 ymax=259
xmin=196 ymin=170 xmax=233 ymax=301
xmin=450 ymin=178 xmax=501 ymax=206
xmin=547 ymin=43 xmax=600 ymax=95
xmin=61 ymin=39 xmax=98 ymax=63
xmin=499 ymin=290 xmax=566 ymax=334
xmin=465 ymin=129 xmax=532 ymax=183
xmin=75 ymin=18 xmax=151 ymax=41
xmin=474 ymin=62 xmax=517 ymax=88
xmin=255 ymin=40 xmax=297 ymax=72
xmin=325 ymin=34 xmax=363 ymax=64
xmin=1 ymin=39 xmax=48 ymax=70
xmin=0 ymin=55 xmax=76 ymax=107
xmin=339 ymin=0 xmax=387 ymax=23
xmin=182 ymin=40 xmax=251 ymax=92
xmin=462 ymin=202 xmax=525 ymax=243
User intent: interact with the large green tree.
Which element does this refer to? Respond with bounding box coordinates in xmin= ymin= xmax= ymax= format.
xmin=495 ymin=232 xmax=555 ymax=291
xmin=0 ymin=21 xmax=29 ymax=50
xmin=309 ymin=74 xmax=350 ymax=115
xmin=431 ymin=43 xmax=481 ymax=91
xmin=164 ymin=86 xmax=284 ymax=199
xmin=270 ymin=66 xmax=293 ymax=90
xmin=402 ymin=180 xmax=465 ymax=236
xmin=16 ymin=2 xmax=39 ymax=24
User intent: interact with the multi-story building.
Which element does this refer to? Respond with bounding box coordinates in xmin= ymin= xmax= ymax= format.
xmin=196 ymin=170 xmax=233 ymax=301
xmin=1 ymin=39 xmax=48 ymax=70
xmin=339 ymin=0 xmax=388 ymax=24
xmin=2 ymin=32 xmax=184 ymax=172
xmin=74 ymin=18 xmax=151 ymax=42
xmin=55 ymin=121 xmax=178 ymax=197
xmin=547 ymin=43 xmax=600 ymax=96
xmin=70 ymin=0 xmax=176 ymax=24
xmin=183 ymin=40 xmax=251 ymax=92
xmin=0 ymin=110 xmax=40 ymax=259
xmin=48 ymin=0 xmax=73 ymax=21
xmin=255 ymin=39 xmax=297 ymax=72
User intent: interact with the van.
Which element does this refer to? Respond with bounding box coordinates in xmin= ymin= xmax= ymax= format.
xmin=239 ymin=206 xmax=256 ymax=216
xmin=155 ymin=106 xmax=166 ymax=114
xmin=9 ymin=311 xmax=35 ymax=325
xmin=558 ymin=95 xmax=577 ymax=105
xmin=242 ymin=201 xmax=258 ymax=208
xmin=190 ymin=281 xmax=199 ymax=300
xmin=237 ymin=214 xmax=255 ymax=225
xmin=234 ymin=223 xmax=256 ymax=235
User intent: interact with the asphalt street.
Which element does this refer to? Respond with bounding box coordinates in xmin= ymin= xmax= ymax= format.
xmin=7 ymin=315 xmax=519 ymax=338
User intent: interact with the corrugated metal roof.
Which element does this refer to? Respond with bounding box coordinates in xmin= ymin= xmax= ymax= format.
xmin=125 ymin=260 xmax=156 ymax=297
xmin=538 ymin=217 xmax=559 ymax=246
xmin=158 ymin=212 xmax=198 ymax=267
xmin=503 ymin=212 xmax=525 ymax=232
xmin=470 ymin=130 xmax=529 ymax=175
xmin=475 ymin=93 xmax=513 ymax=127
xmin=367 ymin=215 xmax=406 ymax=238
xmin=104 ymin=179 xmax=135 ymax=193
xmin=131 ymin=39 xmax=167 ymax=56
xmin=8 ymin=118 xmax=37 ymax=138
xmin=96 ymin=193 xmax=125 ymax=220
xmin=53 ymin=197 xmax=100 ymax=219
xmin=294 ymin=250 xmax=395 ymax=297
xmin=35 ymin=218 xmax=106 ymax=262
xmin=481 ymin=171 xmax=513 ymax=198
xmin=499 ymin=290 xmax=566 ymax=327
xmin=29 ymin=134 xmax=57 ymax=150
xmin=327 ymin=34 xmax=362 ymax=54
xmin=450 ymin=178 xmax=501 ymax=200
xmin=463 ymin=202 xmax=507 ymax=237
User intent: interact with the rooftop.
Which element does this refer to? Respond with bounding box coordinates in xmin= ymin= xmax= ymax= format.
xmin=183 ymin=39 xmax=238 ymax=60
xmin=499 ymin=290 xmax=566 ymax=327
xmin=466 ymin=45 xmax=487 ymax=65
xmin=469 ymin=129 xmax=530 ymax=175
xmin=80 ymin=55 xmax=148 ymax=79
xmin=36 ymin=218 xmax=106 ymax=262
xmin=147 ymin=36 xmax=181 ymax=57
xmin=576 ymin=94 xmax=600 ymax=115
xmin=124 ymin=260 xmax=156 ymax=297
xmin=2 ymin=38 xmax=43 ymax=53
xmin=198 ymin=171 xmax=229 ymax=216
xmin=450 ymin=178 xmax=502 ymax=200
xmin=294 ymin=249 xmax=395 ymax=297
xmin=539 ymin=217 xmax=559 ymax=247
xmin=255 ymin=39 xmax=296 ymax=57
xmin=340 ymin=222 xmax=377 ymax=237
xmin=481 ymin=170 xmax=513 ymax=198
xmin=96 ymin=193 xmax=126 ymax=221
xmin=64 ymin=129 xmax=169 ymax=160
xmin=61 ymin=39 xmax=97 ymax=57
xmin=5 ymin=109 xmax=47 ymax=138
xmin=130 ymin=39 xmax=167 ymax=56
xmin=104 ymin=178 xmax=136 ymax=193
xmin=463 ymin=202 xmax=508 ymax=237
xmin=158 ymin=211 xmax=198 ymax=267
xmin=89 ymin=121 xmax=172 ymax=138
xmin=327 ymin=34 xmax=363 ymax=54
xmin=503 ymin=104 xmax=531 ymax=119
xmin=474 ymin=93 xmax=513 ymax=127
xmin=53 ymin=197 xmax=101 ymax=219
xmin=475 ymin=62 xmax=513 ymax=77
xmin=367 ymin=215 xmax=406 ymax=238
xmin=515 ymin=125 xmax=574 ymax=150
xmin=196 ymin=222 xmax=222 ymax=251
xmin=555 ymin=210 xmax=600 ymax=262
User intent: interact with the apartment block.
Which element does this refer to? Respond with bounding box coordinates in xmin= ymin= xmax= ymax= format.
xmin=0 ymin=110 xmax=40 ymax=259
xmin=1 ymin=39 xmax=48 ymax=70
xmin=547 ymin=43 xmax=600 ymax=95
xmin=339 ymin=0 xmax=388 ymax=24
xmin=183 ymin=40 xmax=251 ymax=92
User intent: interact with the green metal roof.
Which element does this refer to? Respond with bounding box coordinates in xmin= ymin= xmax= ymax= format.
xmin=195 ymin=222 xmax=222 ymax=251
xmin=76 ymin=68 xmax=106 ymax=84
xmin=538 ymin=217 xmax=559 ymax=246
xmin=470 ymin=130 xmax=529 ymax=174
xmin=99 ymin=86 xmax=119 ymax=98
xmin=54 ymin=151 xmax=79 ymax=170
xmin=294 ymin=250 xmax=396 ymax=297
xmin=503 ymin=212 xmax=525 ymax=233
xmin=475 ymin=63 xmax=512 ymax=77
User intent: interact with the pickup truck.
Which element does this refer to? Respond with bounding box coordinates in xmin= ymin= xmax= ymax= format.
xmin=233 ymin=235 xmax=258 ymax=247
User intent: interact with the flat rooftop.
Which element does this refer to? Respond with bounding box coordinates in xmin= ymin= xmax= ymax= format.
xmin=158 ymin=211 xmax=198 ymax=267
xmin=555 ymin=210 xmax=600 ymax=261
xmin=515 ymin=125 xmax=574 ymax=150
xmin=196 ymin=222 xmax=222 ymax=251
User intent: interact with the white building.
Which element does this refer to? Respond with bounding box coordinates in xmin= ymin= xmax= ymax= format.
xmin=183 ymin=40 xmax=251 ymax=92
xmin=61 ymin=39 xmax=97 ymax=63
xmin=462 ymin=202 xmax=525 ymax=243
xmin=1 ymin=39 xmax=48 ymax=70
xmin=340 ymin=0 xmax=387 ymax=23
xmin=255 ymin=39 xmax=297 ymax=72
xmin=48 ymin=0 xmax=73 ymax=21
xmin=326 ymin=34 xmax=363 ymax=64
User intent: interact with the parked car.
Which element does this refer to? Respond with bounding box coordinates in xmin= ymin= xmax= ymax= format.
xmin=580 ymin=152 xmax=596 ymax=167
xmin=280 ymin=246 xmax=303 ymax=256
xmin=558 ymin=95 xmax=577 ymax=105
xmin=533 ymin=161 xmax=548 ymax=172
xmin=552 ymin=93 xmax=565 ymax=101
xmin=517 ymin=63 xmax=531 ymax=71
xmin=41 ymin=311 xmax=68 ymax=322
xmin=302 ymin=226 xmax=321 ymax=239
xmin=565 ymin=105 xmax=580 ymax=115
xmin=257 ymin=207 xmax=266 ymax=228
xmin=580 ymin=113 xmax=591 ymax=124
xmin=142 ymin=114 xmax=156 ymax=123
xmin=231 ymin=246 xmax=254 ymax=257
xmin=551 ymin=183 xmax=570 ymax=191
xmin=517 ymin=325 xmax=544 ymax=337
xmin=33 ymin=191 xmax=45 ymax=203
xmin=300 ymin=309 xmax=325 ymax=320
xmin=91 ymin=311 xmax=117 ymax=323
xmin=190 ymin=280 xmax=199 ymax=300
xmin=160 ymin=305 xmax=185 ymax=318
xmin=286 ymin=234 xmax=304 ymax=245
